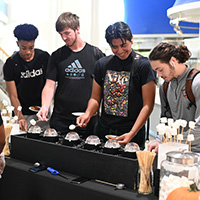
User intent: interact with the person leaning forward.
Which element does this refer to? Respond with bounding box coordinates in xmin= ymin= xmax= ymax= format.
xmin=148 ymin=42 xmax=200 ymax=153
xmin=77 ymin=21 xmax=156 ymax=149
xmin=37 ymin=12 xmax=105 ymax=138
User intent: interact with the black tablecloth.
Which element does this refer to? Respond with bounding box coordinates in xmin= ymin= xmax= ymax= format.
xmin=0 ymin=158 xmax=158 ymax=200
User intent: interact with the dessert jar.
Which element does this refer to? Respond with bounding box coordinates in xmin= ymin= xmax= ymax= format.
xmin=159 ymin=151 xmax=200 ymax=200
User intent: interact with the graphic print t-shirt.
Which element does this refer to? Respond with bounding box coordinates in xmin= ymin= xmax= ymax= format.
xmin=94 ymin=51 xmax=156 ymax=129
xmin=104 ymin=70 xmax=130 ymax=117
xmin=46 ymin=43 xmax=105 ymax=120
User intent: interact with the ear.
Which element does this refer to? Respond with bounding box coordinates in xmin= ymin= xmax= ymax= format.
xmin=76 ymin=26 xmax=80 ymax=34
xmin=131 ymin=35 xmax=133 ymax=44
xmin=170 ymin=57 xmax=176 ymax=67
xmin=16 ymin=41 xmax=19 ymax=47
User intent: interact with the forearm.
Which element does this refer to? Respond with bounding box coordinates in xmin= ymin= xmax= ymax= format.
xmin=85 ymin=98 xmax=100 ymax=118
xmin=129 ymin=80 xmax=155 ymax=137
xmin=6 ymin=81 xmax=24 ymax=120
xmin=131 ymin=80 xmax=155 ymax=136
xmin=9 ymin=96 xmax=24 ymax=120
xmin=41 ymin=83 xmax=55 ymax=110
xmin=130 ymin=104 xmax=153 ymax=137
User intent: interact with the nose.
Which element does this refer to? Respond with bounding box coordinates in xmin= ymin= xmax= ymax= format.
xmin=61 ymin=34 xmax=67 ymax=41
xmin=157 ymin=71 xmax=162 ymax=77
xmin=117 ymin=46 xmax=123 ymax=54
xmin=26 ymin=49 xmax=31 ymax=54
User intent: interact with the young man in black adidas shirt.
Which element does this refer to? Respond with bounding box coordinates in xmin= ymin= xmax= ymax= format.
xmin=37 ymin=12 xmax=104 ymax=137
xmin=77 ymin=22 xmax=156 ymax=149
xmin=148 ymin=42 xmax=200 ymax=152
xmin=3 ymin=24 xmax=50 ymax=131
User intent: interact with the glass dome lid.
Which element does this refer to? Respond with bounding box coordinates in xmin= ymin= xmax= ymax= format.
xmin=166 ymin=151 xmax=200 ymax=164
xmin=124 ymin=142 xmax=140 ymax=152
xmin=104 ymin=139 xmax=120 ymax=149
xmin=85 ymin=135 xmax=101 ymax=146
xmin=65 ymin=131 xmax=80 ymax=141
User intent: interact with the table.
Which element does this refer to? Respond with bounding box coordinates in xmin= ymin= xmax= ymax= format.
xmin=0 ymin=158 xmax=158 ymax=200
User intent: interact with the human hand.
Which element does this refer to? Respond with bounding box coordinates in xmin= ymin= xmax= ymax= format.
xmin=147 ymin=141 xmax=160 ymax=153
xmin=0 ymin=152 xmax=5 ymax=179
xmin=116 ymin=132 xmax=132 ymax=145
xmin=76 ymin=113 xmax=90 ymax=128
xmin=36 ymin=106 xmax=49 ymax=122
xmin=19 ymin=118 xmax=27 ymax=131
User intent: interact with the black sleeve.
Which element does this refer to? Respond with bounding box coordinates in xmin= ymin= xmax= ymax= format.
xmin=3 ymin=57 xmax=16 ymax=81
xmin=45 ymin=51 xmax=59 ymax=81
xmin=39 ymin=50 xmax=50 ymax=77
xmin=94 ymin=59 xmax=103 ymax=87
xmin=93 ymin=47 xmax=105 ymax=60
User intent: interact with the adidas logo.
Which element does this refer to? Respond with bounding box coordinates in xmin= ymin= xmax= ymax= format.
xmin=21 ymin=68 xmax=43 ymax=78
xmin=65 ymin=59 xmax=86 ymax=78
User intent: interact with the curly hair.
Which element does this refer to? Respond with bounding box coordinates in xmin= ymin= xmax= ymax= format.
xmin=149 ymin=42 xmax=191 ymax=64
xmin=13 ymin=24 xmax=39 ymax=41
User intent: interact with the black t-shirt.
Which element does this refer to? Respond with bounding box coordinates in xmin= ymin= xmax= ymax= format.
xmin=94 ymin=50 xmax=156 ymax=129
xmin=46 ymin=43 xmax=105 ymax=121
xmin=3 ymin=49 xmax=50 ymax=115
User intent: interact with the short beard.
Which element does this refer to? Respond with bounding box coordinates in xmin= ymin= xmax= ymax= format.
xmin=168 ymin=63 xmax=176 ymax=80
xmin=66 ymin=33 xmax=77 ymax=48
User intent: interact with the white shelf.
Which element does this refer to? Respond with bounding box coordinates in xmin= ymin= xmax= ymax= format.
xmin=167 ymin=1 xmax=200 ymax=23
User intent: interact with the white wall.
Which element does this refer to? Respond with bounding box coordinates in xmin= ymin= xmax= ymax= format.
xmin=0 ymin=0 xmax=124 ymax=56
